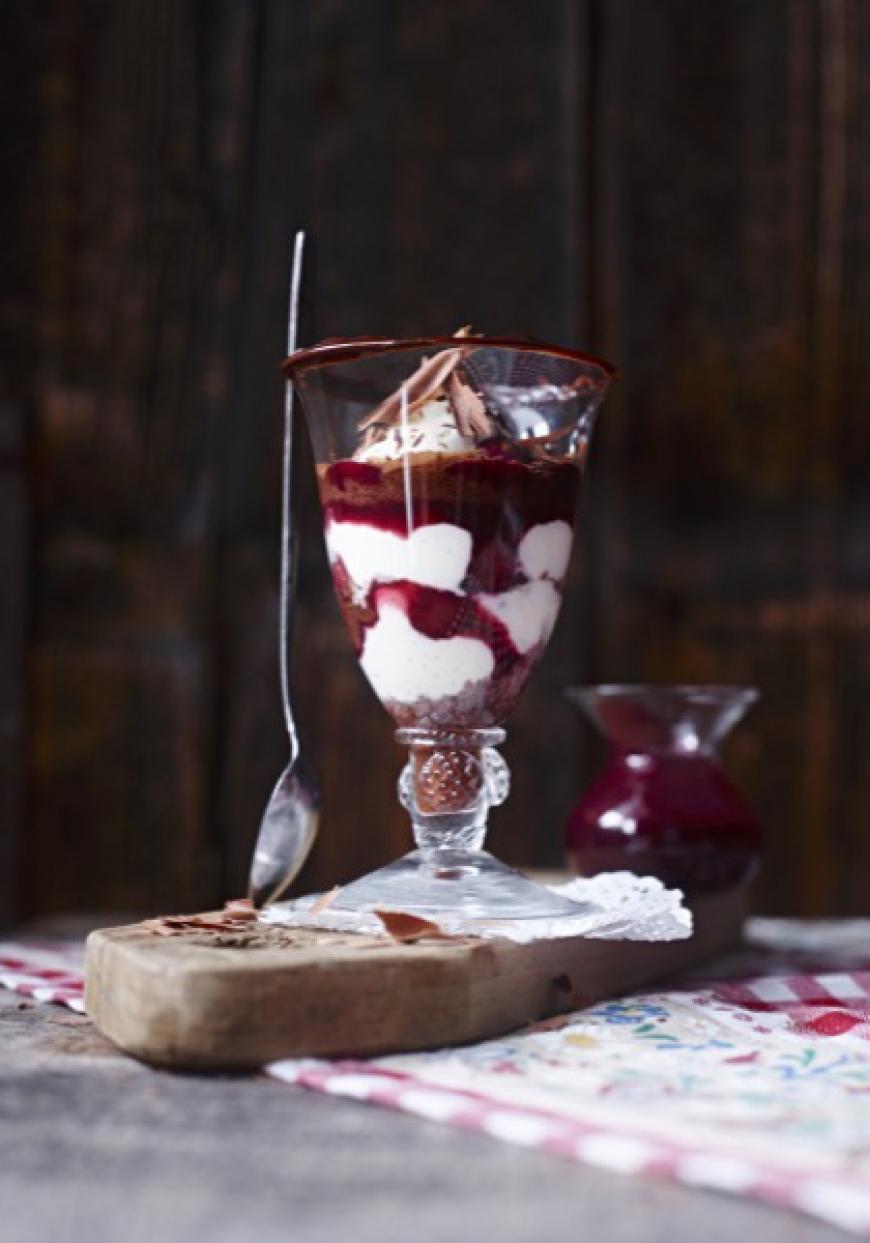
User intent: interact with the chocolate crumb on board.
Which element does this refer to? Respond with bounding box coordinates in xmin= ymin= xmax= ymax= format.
xmin=139 ymin=901 xmax=388 ymax=951
xmin=142 ymin=898 xmax=258 ymax=938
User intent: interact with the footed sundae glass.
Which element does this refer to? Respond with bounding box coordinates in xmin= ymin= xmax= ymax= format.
xmin=286 ymin=331 xmax=615 ymax=921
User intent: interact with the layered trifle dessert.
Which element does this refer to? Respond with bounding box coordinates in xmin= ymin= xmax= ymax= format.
xmin=316 ymin=334 xmax=585 ymax=730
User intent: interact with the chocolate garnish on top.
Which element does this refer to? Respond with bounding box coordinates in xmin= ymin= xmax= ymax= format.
xmin=446 ymin=369 xmax=491 ymax=439
xmin=357 ymin=326 xmax=489 ymax=442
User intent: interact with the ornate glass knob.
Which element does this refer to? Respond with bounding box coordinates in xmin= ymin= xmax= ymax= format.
xmin=399 ymin=747 xmax=509 ymax=814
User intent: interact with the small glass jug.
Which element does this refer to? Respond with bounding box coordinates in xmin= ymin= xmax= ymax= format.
xmin=565 ymin=685 xmax=762 ymax=896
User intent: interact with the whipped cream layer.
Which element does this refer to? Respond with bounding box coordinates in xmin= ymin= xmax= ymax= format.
xmin=360 ymin=604 xmax=495 ymax=703
xmin=326 ymin=521 xmax=472 ymax=600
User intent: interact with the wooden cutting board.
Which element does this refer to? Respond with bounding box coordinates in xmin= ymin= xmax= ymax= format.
xmin=85 ymin=888 xmax=746 ymax=1071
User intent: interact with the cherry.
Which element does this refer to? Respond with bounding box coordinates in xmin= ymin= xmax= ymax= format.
xmin=326 ymin=460 xmax=382 ymax=491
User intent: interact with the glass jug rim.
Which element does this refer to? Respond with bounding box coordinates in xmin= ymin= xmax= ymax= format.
xmin=282 ymin=333 xmax=618 ymax=382
xmin=567 ymin=683 xmax=759 ymax=702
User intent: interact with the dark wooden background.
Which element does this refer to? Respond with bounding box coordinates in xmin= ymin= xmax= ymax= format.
xmin=2 ymin=0 xmax=868 ymax=923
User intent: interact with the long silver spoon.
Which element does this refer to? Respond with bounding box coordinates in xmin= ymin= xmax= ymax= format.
xmin=248 ymin=230 xmax=320 ymax=908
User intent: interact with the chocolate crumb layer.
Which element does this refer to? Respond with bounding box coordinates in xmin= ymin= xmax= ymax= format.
xmin=382 ymin=654 xmax=544 ymax=730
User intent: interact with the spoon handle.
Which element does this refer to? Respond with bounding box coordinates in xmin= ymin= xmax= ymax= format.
xmin=279 ymin=231 xmax=307 ymax=756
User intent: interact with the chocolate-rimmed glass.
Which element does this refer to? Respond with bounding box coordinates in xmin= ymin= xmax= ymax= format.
xmin=288 ymin=332 xmax=615 ymax=920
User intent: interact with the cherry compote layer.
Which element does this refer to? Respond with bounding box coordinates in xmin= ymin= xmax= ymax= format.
xmin=317 ymin=447 xmax=581 ymax=727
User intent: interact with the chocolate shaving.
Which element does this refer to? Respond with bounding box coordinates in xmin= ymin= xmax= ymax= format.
xmin=222 ymin=898 xmax=257 ymax=921
xmin=141 ymin=920 xmax=176 ymax=936
xmin=310 ymin=885 xmax=341 ymax=915
xmin=357 ymin=326 xmax=473 ymax=432
xmin=374 ymin=909 xmax=457 ymax=942
xmin=446 ymin=370 xmax=491 ymax=439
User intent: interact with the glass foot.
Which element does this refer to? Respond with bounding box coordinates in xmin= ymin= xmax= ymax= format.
xmin=330 ymin=849 xmax=586 ymax=921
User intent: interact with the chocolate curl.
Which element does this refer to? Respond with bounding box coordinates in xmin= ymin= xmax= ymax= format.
xmin=446 ymin=370 xmax=491 ymax=439
xmin=374 ymin=909 xmax=457 ymax=942
xmin=310 ymin=886 xmax=341 ymax=915
xmin=357 ymin=326 xmax=473 ymax=432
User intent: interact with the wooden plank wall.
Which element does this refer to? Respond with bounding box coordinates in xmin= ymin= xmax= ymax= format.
xmin=1 ymin=0 xmax=867 ymax=922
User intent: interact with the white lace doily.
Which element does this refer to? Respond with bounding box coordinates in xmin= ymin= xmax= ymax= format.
xmin=261 ymin=871 xmax=692 ymax=944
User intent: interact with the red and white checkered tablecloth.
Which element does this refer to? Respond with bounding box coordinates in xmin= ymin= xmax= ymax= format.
xmin=3 ymin=919 xmax=870 ymax=1234
xmin=0 ymin=939 xmax=85 ymax=1012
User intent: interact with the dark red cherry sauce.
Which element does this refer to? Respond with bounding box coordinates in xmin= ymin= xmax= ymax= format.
xmin=318 ymin=451 xmax=582 ymax=726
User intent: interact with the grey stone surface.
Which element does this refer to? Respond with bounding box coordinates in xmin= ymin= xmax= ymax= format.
xmin=0 ymin=988 xmax=846 ymax=1243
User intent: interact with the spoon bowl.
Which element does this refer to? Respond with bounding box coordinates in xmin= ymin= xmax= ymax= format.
xmin=249 ymin=759 xmax=320 ymax=907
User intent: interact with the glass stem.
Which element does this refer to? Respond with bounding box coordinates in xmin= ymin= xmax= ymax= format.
xmin=396 ymin=727 xmax=510 ymax=864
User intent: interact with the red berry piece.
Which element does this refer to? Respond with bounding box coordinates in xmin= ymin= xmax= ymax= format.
xmin=326 ymin=460 xmax=382 ymax=491
xmin=464 ymin=540 xmax=518 ymax=594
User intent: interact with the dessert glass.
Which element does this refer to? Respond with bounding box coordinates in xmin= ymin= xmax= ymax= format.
xmin=565 ymin=685 xmax=762 ymax=895
xmin=286 ymin=333 xmax=615 ymax=920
